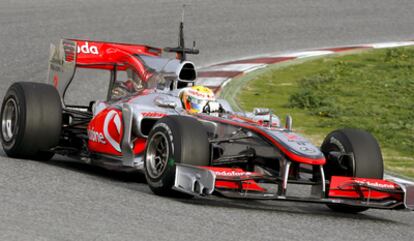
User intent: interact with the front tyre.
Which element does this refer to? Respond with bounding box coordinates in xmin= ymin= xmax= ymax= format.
xmin=321 ymin=128 xmax=384 ymax=213
xmin=0 ymin=82 xmax=62 ymax=160
xmin=144 ymin=116 xmax=210 ymax=197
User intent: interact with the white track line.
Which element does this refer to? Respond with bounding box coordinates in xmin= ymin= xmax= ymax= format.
xmin=197 ymin=77 xmax=228 ymax=86
xmin=279 ymin=50 xmax=334 ymax=58
xmin=370 ymin=41 xmax=414 ymax=49
xmin=384 ymin=174 xmax=414 ymax=185
xmin=202 ymin=63 xmax=266 ymax=72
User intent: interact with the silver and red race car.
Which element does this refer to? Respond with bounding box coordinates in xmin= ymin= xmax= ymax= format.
xmin=1 ymin=24 xmax=413 ymax=213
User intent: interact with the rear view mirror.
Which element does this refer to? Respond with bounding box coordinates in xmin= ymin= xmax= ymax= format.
xmin=253 ymin=108 xmax=270 ymax=115
xmin=155 ymin=98 xmax=177 ymax=108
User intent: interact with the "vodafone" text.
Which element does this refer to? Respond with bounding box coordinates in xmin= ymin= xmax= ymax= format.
xmin=88 ymin=128 xmax=106 ymax=144
xmin=77 ymin=42 xmax=99 ymax=55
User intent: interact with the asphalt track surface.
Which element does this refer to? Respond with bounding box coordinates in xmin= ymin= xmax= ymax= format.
xmin=1 ymin=0 xmax=414 ymax=240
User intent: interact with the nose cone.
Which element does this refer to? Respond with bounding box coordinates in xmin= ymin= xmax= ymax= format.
xmin=270 ymin=130 xmax=326 ymax=165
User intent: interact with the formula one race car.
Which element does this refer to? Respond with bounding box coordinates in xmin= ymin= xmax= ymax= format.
xmin=1 ymin=23 xmax=413 ymax=213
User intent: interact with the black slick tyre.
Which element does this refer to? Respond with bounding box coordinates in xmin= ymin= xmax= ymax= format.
xmin=321 ymin=128 xmax=384 ymax=213
xmin=144 ymin=115 xmax=210 ymax=197
xmin=0 ymin=82 xmax=62 ymax=160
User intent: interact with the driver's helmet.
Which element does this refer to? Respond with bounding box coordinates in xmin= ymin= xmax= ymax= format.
xmin=180 ymin=86 xmax=215 ymax=113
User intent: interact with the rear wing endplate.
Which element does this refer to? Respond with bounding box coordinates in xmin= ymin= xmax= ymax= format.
xmin=47 ymin=39 xmax=77 ymax=99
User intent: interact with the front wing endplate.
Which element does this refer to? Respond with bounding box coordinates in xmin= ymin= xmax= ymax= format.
xmin=174 ymin=164 xmax=216 ymax=196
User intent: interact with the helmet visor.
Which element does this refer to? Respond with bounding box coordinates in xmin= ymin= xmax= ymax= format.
xmin=188 ymin=96 xmax=208 ymax=113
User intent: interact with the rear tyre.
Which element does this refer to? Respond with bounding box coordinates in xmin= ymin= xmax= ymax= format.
xmin=321 ymin=128 xmax=384 ymax=213
xmin=0 ymin=82 xmax=62 ymax=160
xmin=144 ymin=115 xmax=210 ymax=197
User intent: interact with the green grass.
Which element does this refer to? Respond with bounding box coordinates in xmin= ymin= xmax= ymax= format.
xmin=222 ymin=47 xmax=414 ymax=178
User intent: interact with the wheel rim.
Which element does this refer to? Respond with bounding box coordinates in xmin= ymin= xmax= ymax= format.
xmin=146 ymin=132 xmax=170 ymax=179
xmin=1 ymin=98 xmax=18 ymax=142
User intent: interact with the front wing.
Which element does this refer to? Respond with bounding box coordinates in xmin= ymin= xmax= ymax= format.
xmin=174 ymin=164 xmax=414 ymax=210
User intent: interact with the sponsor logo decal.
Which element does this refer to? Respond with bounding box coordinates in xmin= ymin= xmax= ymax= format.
xmin=88 ymin=128 xmax=106 ymax=144
xmin=187 ymin=89 xmax=214 ymax=99
xmin=214 ymin=170 xmax=252 ymax=177
xmin=53 ymin=74 xmax=59 ymax=88
xmin=168 ymin=158 xmax=175 ymax=167
xmin=142 ymin=112 xmax=166 ymax=118
xmin=154 ymin=122 xmax=174 ymax=154
xmin=87 ymin=110 xmax=122 ymax=152
xmin=354 ymin=180 xmax=397 ymax=189
xmin=299 ymin=146 xmax=316 ymax=153
xmin=77 ymin=42 xmax=99 ymax=55
xmin=283 ymin=133 xmax=301 ymax=141
xmin=103 ymin=110 xmax=122 ymax=152
xmin=330 ymin=137 xmax=346 ymax=152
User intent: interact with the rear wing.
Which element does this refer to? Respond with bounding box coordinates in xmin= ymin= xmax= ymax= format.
xmin=47 ymin=38 xmax=198 ymax=101
xmin=47 ymin=39 xmax=77 ymax=98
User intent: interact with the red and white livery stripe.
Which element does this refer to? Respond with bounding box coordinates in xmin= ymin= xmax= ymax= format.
xmin=197 ymin=40 xmax=414 ymax=94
